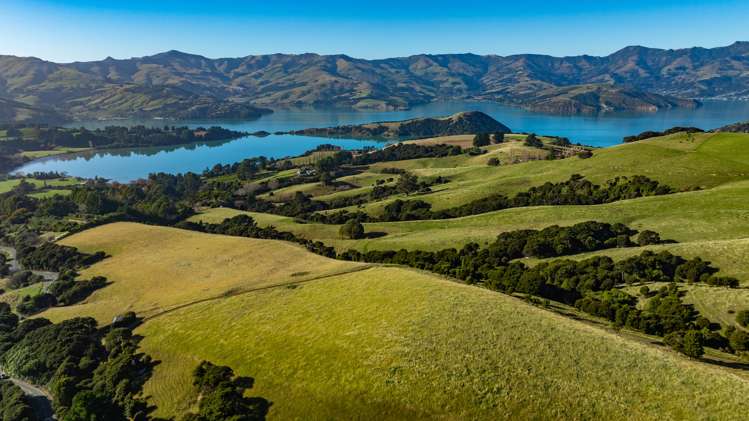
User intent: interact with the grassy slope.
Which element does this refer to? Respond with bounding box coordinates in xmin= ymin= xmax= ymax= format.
xmin=345 ymin=132 xmax=749 ymax=216
xmin=0 ymin=177 xmax=79 ymax=194
xmin=43 ymin=222 xmax=363 ymax=322
xmin=621 ymin=282 xmax=749 ymax=331
xmin=37 ymin=223 xmax=749 ymax=420
xmin=189 ymin=132 xmax=749 ymax=255
xmin=20 ymin=147 xmax=90 ymax=158
xmin=191 ymin=177 xmax=749 ymax=253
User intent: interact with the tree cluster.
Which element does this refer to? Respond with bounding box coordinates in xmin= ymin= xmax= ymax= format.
xmin=0 ymin=381 xmax=37 ymax=421
xmin=350 ymin=144 xmax=462 ymax=165
xmin=18 ymin=243 xmax=106 ymax=272
xmin=16 ymin=274 xmax=108 ymax=316
xmin=181 ymin=361 xmax=269 ymax=421
xmin=623 ymin=126 xmax=704 ymax=143
xmin=377 ymin=174 xmax=673 ymax=221
xmin=0 ymin=308 xmax=156 ymax=420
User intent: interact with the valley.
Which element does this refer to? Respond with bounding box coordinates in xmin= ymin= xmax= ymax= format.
xmin=3 ymin=119 xmax=749 ymax=419
xmin=5 ymin=3 xmax=749 ymax=420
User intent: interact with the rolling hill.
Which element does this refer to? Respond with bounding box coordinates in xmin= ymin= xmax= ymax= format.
xmin=38 ymin=223 xmax=749 ymax=420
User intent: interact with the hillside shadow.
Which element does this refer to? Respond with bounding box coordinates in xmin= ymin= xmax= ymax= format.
xmin=364 ymin=231 xmax=387 ymax=239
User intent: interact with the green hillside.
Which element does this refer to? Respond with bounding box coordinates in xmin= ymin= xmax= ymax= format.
xmin=40 ymin=223 xmax=749 ymax=420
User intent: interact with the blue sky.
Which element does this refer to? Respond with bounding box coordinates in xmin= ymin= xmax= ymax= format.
xmin=1 ymin=0 xmax=748 ymax=62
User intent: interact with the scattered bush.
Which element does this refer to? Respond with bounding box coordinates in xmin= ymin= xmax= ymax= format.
xmin=736 ymin=310 xmax=749 ymax=328
xmin=705 ymin=276 xmax=740 ymax=288
xmin=473 ymin=133 xmax=491 ymax=147
xmin=183 ymin=361 xmax=270 ymax=421
xmin=339 ymin=219 xmax=365 ymax=239
xmin=524 ymin=133 xmax=544 ymax=148
xmin=636 ymin=230 xmax=662 ymax=246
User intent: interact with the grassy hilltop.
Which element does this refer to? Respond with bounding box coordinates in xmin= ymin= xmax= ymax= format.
xmin=39 ymin=223 xmax=749 ymax=420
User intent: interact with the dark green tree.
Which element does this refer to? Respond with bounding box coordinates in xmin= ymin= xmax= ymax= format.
xmin=637 ymin=230 xmax=662 ymax=246
xmin=682 ymin=330 xmax=705 ymax=358
xmin=396 ymin=173 xmax=419 ymax=195
xmin=473 ymin=133 xmax=491 ymax=147
xmin=63 ymin=391 xmax=126 ymax=421
xmin=737 ymin=310 xmax=749 ymax=328
xmin=524 ymin=133 xmax=544 ymax=148
xmin=729 ymin=329 xmax=749 ymax=352
xmin=492 ymin=132 xmax=505 ymax=143
xmin=339 ymin=219 xmax=365 ymax=239
xmin=184 ymin=361 xmax=270 ymax=421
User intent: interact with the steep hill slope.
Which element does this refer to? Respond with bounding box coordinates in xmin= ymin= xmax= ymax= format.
xmin=39 ymin=223 xmax=749 ymax=420
xmin=0 ymin=97 xmax=66 ymax=124
xmin=514 ymin=84 xmax=700 ymax=114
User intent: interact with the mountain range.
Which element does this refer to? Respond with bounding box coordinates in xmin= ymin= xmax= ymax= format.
xmin=1 ymin=42 xmax=748 ymax=122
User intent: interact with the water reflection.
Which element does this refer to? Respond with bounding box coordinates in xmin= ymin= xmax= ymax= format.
xmin=16 ymin=100 xmax=749 ymax=182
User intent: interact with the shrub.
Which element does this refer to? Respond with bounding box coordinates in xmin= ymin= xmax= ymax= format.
xmin=637 ymin=230 xmax=662 ymax=246
xmin=487 ymin=157 xmax=500 ymax=166
xmin=465 ymin=147 xmax=486 ymax=156
xmin=524 ymin=133 xmax=544 ymax=148
xmin=736 ymin=310 xmax=749 ymax=328
xmin=339 ymin=219 xmax=365 ymax=240
xmin=664 ymin=330 xmax=705 ymax=358
xmin=473 ymin=133 xmax=491 ymax=147
xmin=682 ymin=330 xmax=705 ymax=358
xmin=185 ymin=361 xmax=270 ymax=421
xmin=706 ymin=276 xmax=740 ymax=288
xmin=729 ymin=329 xmax=749 ymax=352
xmin=492 ymin=132 xmax=505 ymax=143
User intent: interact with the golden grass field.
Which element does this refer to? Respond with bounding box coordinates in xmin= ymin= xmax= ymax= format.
xmin=37 ymin=223 xmax=749 ymax=420
xmin=44 ymin=222 xmax=365 ymax=323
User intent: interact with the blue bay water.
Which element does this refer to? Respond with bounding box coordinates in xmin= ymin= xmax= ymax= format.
xmin=15 ymin=100 xmax=749 ymax=182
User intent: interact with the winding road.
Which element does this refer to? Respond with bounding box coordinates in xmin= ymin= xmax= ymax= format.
xmin=0 ymin=246 xmax=58 ymax=419
xmin=0 ymin=245 xmax=58 ymax=282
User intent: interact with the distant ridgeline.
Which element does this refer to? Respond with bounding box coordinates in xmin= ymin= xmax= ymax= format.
xmin=4 ymin=42 xmax=749 ymax=122
xmin=287 ymin=111 xmax=512 ymax=140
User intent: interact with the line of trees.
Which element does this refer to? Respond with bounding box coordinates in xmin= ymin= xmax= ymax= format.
xmin=623 ymin=126 xmax=704 ymax=143
xmin=378 ymin=174 xmax=673 ymax=221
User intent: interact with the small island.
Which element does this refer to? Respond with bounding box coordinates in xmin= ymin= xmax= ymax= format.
xmin=287 ymin=111 xmax=512 ymax=140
